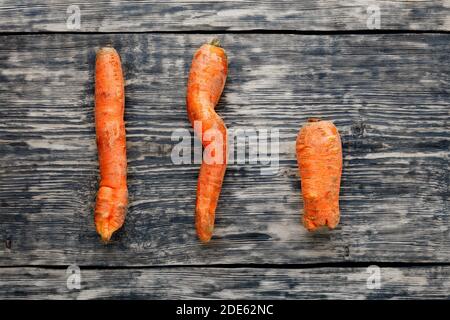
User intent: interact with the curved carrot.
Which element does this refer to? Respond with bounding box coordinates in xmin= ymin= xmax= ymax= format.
xmin=296 ymin=118 xmax=342 ymax=231
xmin=94 ymin=47 xmax=128 ymax=242
xmin=186 ymin=39 xmax=228 ymax=242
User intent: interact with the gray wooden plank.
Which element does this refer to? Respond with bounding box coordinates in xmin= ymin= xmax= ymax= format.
xmin=0 ymin=1 xmax=449 ymax=32
xmin=0 ymin=34 xmax=449 ymax=266
xmin=1 ymin=266 xmax=449 ymax=299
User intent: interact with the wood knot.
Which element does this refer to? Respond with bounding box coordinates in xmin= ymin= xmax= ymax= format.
xmin=344 ymin=245 xmax=350 ymax=257
xmin=351 ymin=120 xmax=366 ymax=138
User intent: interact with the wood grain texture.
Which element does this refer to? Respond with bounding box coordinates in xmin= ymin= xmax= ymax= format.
xmin=0 ymin=1 xmax=449 ymax=32
xmin=1 ymin=266 xmax=450 ymax=299
xmin=0 ymin=34 xmax=449 ymax=266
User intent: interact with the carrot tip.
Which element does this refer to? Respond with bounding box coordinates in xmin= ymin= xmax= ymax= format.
xmin=96 ymin=221 xmax=114 ymax=243
xmin=307 ymin=118 xmax=322 ymax=123
xmin=97 ymin=47 xmax=118 ymax=56
xmin=198 ymin=235 xmax=212 ymax=243
xmin=197 ymin=225 xmax=213 ymax=243
xmin=100 ymin=231 xmax=113 ymax=243
xmin=209 ymin=38 xmax=221 ymax=47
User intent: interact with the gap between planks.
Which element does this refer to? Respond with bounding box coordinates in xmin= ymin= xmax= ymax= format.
xmin=0 ymin=29 xmax=450 ymax=36
xmin=2 ymin=262 xmax=450 ymax=270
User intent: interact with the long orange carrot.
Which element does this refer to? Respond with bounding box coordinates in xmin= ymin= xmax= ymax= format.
xmin=94 ymin=47 xmax=128 ymax=242
xmin=186 ymin=39 xmax=228 ymax=242
xmin=296 ymin=118 xmax=342 ymax=231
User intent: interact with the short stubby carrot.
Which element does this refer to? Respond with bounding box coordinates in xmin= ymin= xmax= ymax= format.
xmin=94 ymin=47 xmax=128 ymax=242
xmin=186 ymin=39 xmax=228 ymax=242
xmin=296 ymin=118 xmax=342 ymax=231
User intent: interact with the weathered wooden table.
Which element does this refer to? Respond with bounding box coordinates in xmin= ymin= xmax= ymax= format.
xmin=0 ymin=1 xmax=449 ymax=299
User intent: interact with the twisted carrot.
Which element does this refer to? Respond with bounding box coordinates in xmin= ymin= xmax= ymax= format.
xmin=186 ymin=39 xmax=228 ymax=242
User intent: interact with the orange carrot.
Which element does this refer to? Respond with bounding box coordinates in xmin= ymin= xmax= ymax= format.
xmin=94 ymin=47 xmax=128 ymax=242
xmin=296 ymin=118 xmax=342 ymax=231
xmin=186 ymin=39 xmax=228 ymax=242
